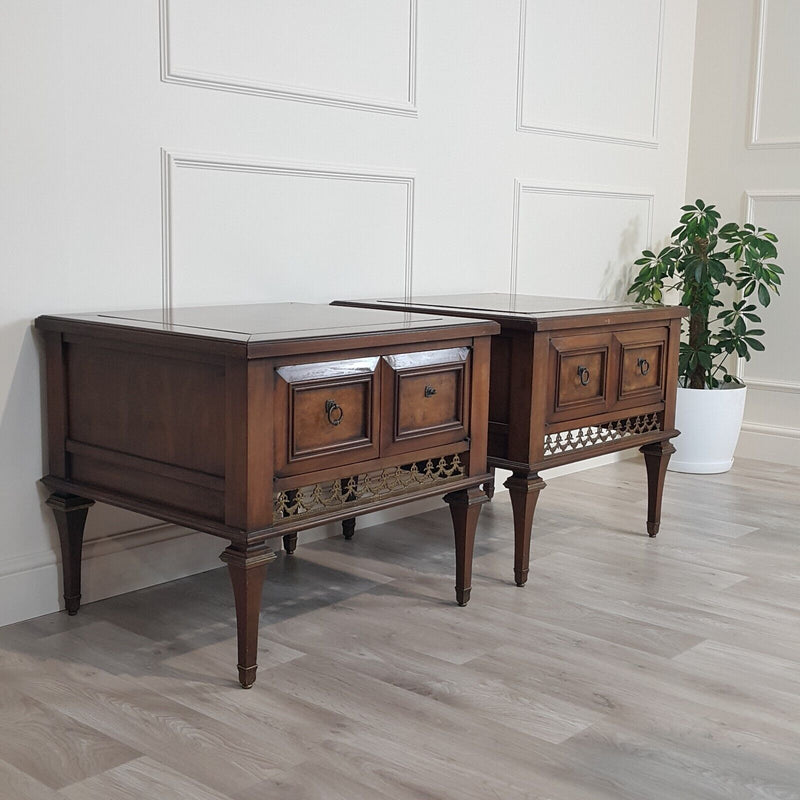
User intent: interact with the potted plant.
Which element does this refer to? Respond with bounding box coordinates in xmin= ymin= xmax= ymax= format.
xmin=627 ymin=199 xmax=782 ymax=473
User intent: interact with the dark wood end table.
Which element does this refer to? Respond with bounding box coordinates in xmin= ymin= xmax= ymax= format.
xmin=36 ymin=303 xmax=498 ymax=687
xmin=334 ymin=294 xmax=688 ymax=587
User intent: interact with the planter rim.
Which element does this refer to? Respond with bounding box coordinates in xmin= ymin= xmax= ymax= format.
xmin=677 ymin=384 xmax=747 ymax=391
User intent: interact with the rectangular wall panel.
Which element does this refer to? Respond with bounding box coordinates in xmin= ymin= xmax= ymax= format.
xmin=512 ymin=184 xmax=653 ymax=300
xmin=751 ymin=0 xmax=800 ymax=146
xmin=163 ymin=153 xmax=414 ymax=308
xmin=517 ymin=0 xmax=663 ymax=145
xmin=738 ymin=192 xmax=800 ymax=464
xmin=161 ymin=0 xmax=416 ymax=114
xmin=744 ymin=193 xmax=800 ymax=384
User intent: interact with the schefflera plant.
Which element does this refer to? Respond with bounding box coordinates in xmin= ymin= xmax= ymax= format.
xmin=627 ymin=199 xmax=782 ymax=389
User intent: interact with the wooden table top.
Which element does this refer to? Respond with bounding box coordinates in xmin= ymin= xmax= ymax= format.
xmin=36 ymin=302 xmax=500 ymax=355
xmin=334 ymin=293 xmax=688 ymax=331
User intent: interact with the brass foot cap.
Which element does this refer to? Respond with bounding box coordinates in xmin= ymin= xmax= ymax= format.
xmin=237 ymin=665 xmax=257 ymax=689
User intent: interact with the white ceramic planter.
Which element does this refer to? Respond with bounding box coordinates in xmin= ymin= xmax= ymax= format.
xmin=668 ymin=384 xmax=747 ymax=473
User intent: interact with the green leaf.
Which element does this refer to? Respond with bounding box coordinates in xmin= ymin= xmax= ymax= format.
xmin=758 ymin=283 xmax=771 ymax=306
xmin=696 ymin=198 xmax=705 ymax=210
xmin=758 ymin=240 xmax=778 ymax=259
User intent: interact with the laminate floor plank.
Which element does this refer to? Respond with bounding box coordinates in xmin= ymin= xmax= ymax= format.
xmin=563 ymin=716 xmax=800 ymax=800
xmin=0 ymin=759 xmax=62 ymax=800
xmin=0 ymin=685 xmax=138 ymax=790
xmin=59 ymin=757 xmax=233 ymax=800
xmin=267 ymin=630 xmax=605 ymax=745
xmin=229 ymin=760 xmax=403 ymax=800
xmin=4 ymin=660 xmax=296 ymax=796
xmin=0 ymin=456 xmax=798 ymax=799
xmin=468 ymin=640 xmax=800 ymax=748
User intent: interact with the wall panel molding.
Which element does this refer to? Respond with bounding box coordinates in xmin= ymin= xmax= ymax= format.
xmin=160 ymin=149 xmax=416 ymax=312
xmin=515 ymin=0 xmax=664 ymax=147
xmin=749 ymin=0 xmax=800 ymax=148
xmin=736 ymin=190 xmax=800 ymax=465
xmin=740 ymin=190 xmax=800 ymax=382
xmin=737 ymin=421 xmax=800 ymax=466
xmin=745 ymin=189 xmax=800 ymax=213
xmin=0 ymin=515 xmax=356 ymax=628
xmin=510 ymin=181 xmax=655 ymax=295
xmin=0 ymin=522 xmax=179 ymax=582
xmin=743 ymin=377 xmax=800 ymax=394
xmin=158 ymin=0 xmax=418 ymax=116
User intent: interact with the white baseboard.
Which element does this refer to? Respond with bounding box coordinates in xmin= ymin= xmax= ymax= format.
xmin=736 ymin=422 xmax=800 ymax=467
xmin=0 ymin=450 xmax=636 ymax=629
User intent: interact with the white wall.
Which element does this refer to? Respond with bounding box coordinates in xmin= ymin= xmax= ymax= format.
xmin=0 ymin=0 xmax=698 ymax=626
xmin=686 ymin=0 xmax=800 ymax=466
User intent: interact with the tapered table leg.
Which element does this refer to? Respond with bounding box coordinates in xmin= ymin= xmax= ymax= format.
xmin=640 ymin=440 xmax=676 ymax=537
xmin=46 ymin=493 xmax=94 ymax=615
xmin=444 ymin=487 xmax=488 ymax=606
xmin=220 ymin=543 xmax=276 ymax=689
xmin=341 ymin=476 xmax=359 ymax=539
xmin=483 ymin=467 xmax=496 ymax=501
xmin=503 ymin=472 xmax=546 ymax=587
xmin=282 ymin=491 xmax=299 ymax=554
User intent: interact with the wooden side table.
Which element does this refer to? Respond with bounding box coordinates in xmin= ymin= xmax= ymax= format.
xmin=334 ymin=294 xmax=688 ymax=587
xmin=36 ymin=303 xmax=498 ymax=687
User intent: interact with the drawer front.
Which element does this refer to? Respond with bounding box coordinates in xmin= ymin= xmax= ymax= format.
xmin=615 ymin=328 xmax=667 ymax=406
xmin=549 ymin=334 xmax=611 ymax=421
xmin=383 ymin=347 xmax=470 ymax=455
xmin=275 ymin=357 xmax=380 ymax=475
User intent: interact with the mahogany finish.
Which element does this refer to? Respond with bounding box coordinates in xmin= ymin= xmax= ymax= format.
xmin=334 ymin=294 xmax=688 ymax=585
xmin=36 ymin=303 xmax=497 ymax=687
xmin=45 ymin=493 xmax=95 ymax=615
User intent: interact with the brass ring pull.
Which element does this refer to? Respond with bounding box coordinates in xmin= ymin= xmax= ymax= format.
xmin=424 ymin=385 xmax=437 ymax=398
xmin=638 ymin=357 xmax=650 ymax=376
xmin=325 ymin=399 xmax=343 ymax=426
xmin=577 ymin=366 xmax=590 ymax=386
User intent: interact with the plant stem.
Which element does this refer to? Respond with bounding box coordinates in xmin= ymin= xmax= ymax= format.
xmin=688 ymin=309 xmax=708 ymax=388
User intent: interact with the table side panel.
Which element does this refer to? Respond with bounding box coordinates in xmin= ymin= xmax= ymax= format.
xmin=44 ymin=331 xmax=68 ymax=478
xmin=67 ymin=340 xmax=226 ymax=475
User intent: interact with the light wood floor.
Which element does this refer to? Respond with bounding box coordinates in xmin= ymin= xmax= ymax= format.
xmin=1 ymin=457 xmax=799 ymax=799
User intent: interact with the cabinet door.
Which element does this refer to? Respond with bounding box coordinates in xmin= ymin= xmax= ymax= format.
xmin=274 ymin=356 xmax=380 ymax=476
xmin=614 ymin=327 xmax=668 ymax=408
xmin=381 ymin=347 xmax=471 ymax=456
xmin=547 ymin=333 xmax=612 ymax=422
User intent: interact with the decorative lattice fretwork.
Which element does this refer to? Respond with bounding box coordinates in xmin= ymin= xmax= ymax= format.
xmin=543 ymin=413 xmax=662 ymax=458
xmin=274 ymin=454 xmax=466 ymax=523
